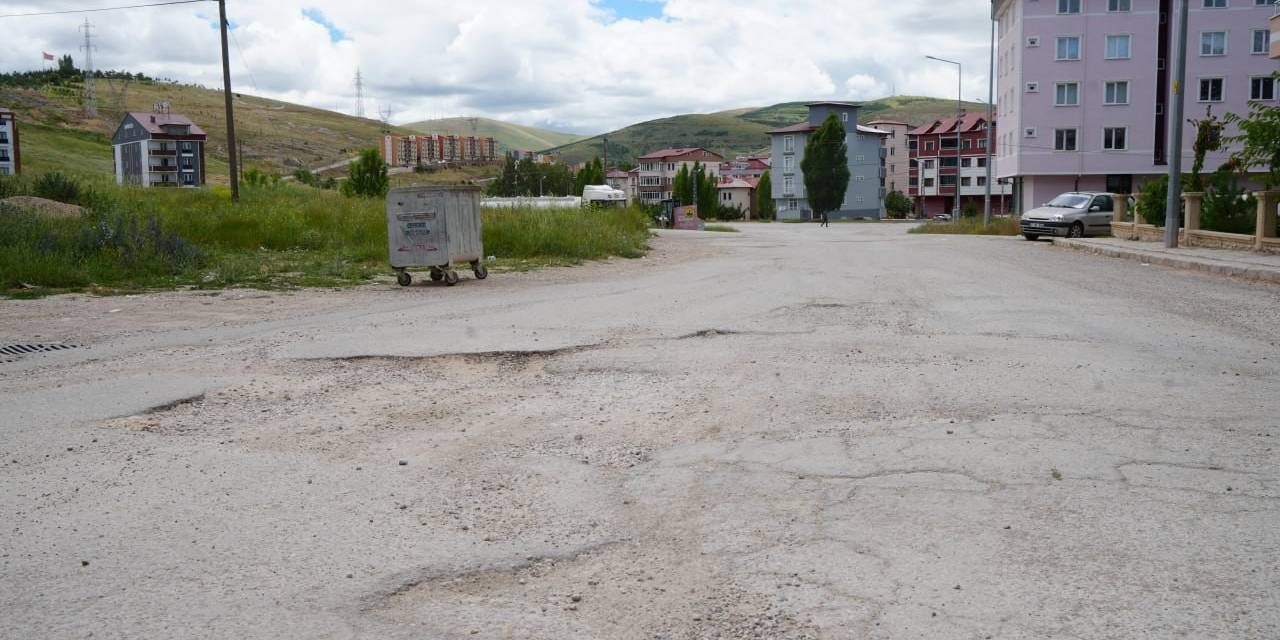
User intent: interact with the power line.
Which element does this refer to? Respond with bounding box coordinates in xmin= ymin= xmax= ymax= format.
xmin=0 ymin=0 xmax=210 ymax=19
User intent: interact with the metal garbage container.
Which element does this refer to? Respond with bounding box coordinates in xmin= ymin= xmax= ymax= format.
xmin=386 ymin=185 xmax=488 ymax=287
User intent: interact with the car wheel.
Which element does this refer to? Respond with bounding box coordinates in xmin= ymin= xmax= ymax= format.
xmin=1067 ymin=222 xmax=1085 ymax=238
xmin=1022 ymin=233 xmax=1040 ymax=241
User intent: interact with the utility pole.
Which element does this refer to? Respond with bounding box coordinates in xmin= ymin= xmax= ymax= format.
xmin=926 ymin=55 xmax=962 ymax=221
xmin=983 ymin=0 xmax=995 ymax=225
xmin=218 ymin=0 xmax=239 ymax=202
xmin=354 ymin=69 xmax=365 ymax=118
xmin=1164 ymin=0 xmax=1190 ymax=248
xmin=80 ymin=19 xmax=97 ymax=117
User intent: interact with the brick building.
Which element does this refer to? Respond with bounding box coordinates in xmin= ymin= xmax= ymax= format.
xmin=908 ymin=113 xmax=1011 ymax=217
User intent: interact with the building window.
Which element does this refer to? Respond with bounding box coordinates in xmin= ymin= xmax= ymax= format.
xmin=925 ymin=141 xmax=935 ymax=151
xmin=1200 ymin=32 xmax=1226 ymax=56
xmin=855 ymin=195 xmax=865 ymax=204
xmin=1103 ymin=127 xmax=1128 ymax=150
xmin=1054 ymin=128 xmax=1078 ymax=151
xmin=784 ymin=157 xmax=794 ymax=172
xmin=1251 ymin=76 xmax=1276 ymax=101
xmin=977 ymin=138 xmax=987 ymax=149
xmin=856 ymin=175 xmax=866 ymax=182
xmin=1055 ymin=82 xmax=1080 ymax=106
xmin=961 ymin=158 xmax=972 ymax=168
xmin=960 ymin=177 xmax=972 ymax=186
xmin=1106 ymin=35 xmax=1132 ymax=59
xmin=940 ymin=175 xmax=957 ymax=186
xmin=977 ymin=176 xmax=988 ymax=186
xmin=940 ymin=157 xmax=958 ymax=168
xmin=923 ymin=159 xmax=935 ymax=169
xmin=1202 ymin=0 xmax=1226 ymax=7
xmin=908 ymin=140 xmax=918 ymax=151
xmin=909 ymin=177 xmax=919 ymax=187
xmin=783 ymin=177 xmax=794 ymax=194
xmin=1109 ymin=0 xmax=1131 ymax=11
xmin=941 ymin=138 xmax=958 ymax=149
xmin=841 ymin=112 xmax=849 ymax=122
xmin=1252 ymin=30 xmax=1269 ymax=55
xmin=1058 ymin=0 xmax=1081 ymax=13
xmin=854 ymin=155 xmax=865 ymax=162
xmin=1199 ymin=77 xmax=1224 ymax=102
xmin=1104 ymin=81 xmax=1130 ymax=105
xmin=923 ymin=178 xmax=935 ymax=187
xmin=783 ymin=136 xmax=794 ymax=153
xmin=1026 ymin=81 xmax=1040 ymax=93
xmin=1056 ymin=36 xmax=1081 ymax=61
xmin=976 ymin=157 xmax=987 ymax=167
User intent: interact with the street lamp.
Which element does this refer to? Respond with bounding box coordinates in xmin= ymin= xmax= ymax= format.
xmin=539 ymin=175 xmax=546 ymax=197
xmin=926 ymin=55 xmax=962 ymax=221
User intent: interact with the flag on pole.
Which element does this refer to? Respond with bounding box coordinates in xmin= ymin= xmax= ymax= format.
xmin=43 ymin=52 xmax=55 ymax=61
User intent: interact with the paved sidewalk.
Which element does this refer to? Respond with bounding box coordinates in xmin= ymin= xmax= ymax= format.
xmin=1055 ymin=237 xmax=1280 ymax=284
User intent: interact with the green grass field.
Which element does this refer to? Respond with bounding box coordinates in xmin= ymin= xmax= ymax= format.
xmin=907 ymin=216 xmax=1020 ymax=236
xmin=0 ymin=173 xmax=651 ymax=296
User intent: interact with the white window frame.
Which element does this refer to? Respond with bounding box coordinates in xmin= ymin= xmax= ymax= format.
xmin=841 ymin=112 xmax=849 ymax=123
xmin=783 ymin=157 xmax=794 ymax=172
xmin=1202 ymin=0 xmax=1226 ymax=7
xmin=783 ymin=176 xmax=795 ymax=194
xmin=1198 ymin=77 xmax=1225 ymax=102
xmin=1104 ymin=80 xmax=1130 ymax=105
xmin=1103 ymin=127 xmax=1128 ymax=151
xmin=1055 ymin=82 xmax=1081 ymax=106
xmin=1054 ymin=128 xmax=1078 ymax=151
xmin=1105 ymin=34 xmax=1132 ymax=60
xmin=1251 ymin=30 xmax=1269 ymax=55
xmin=1250 ymin=76 xmax=1276 ymax=101
xmin=1199 ymin=31 xmax=1227 ymax=56
xmin=1108 ymin=0 xmax=1131 ymax=11
xmin=1056 ymin=36 xmax=1082 ymax=61
xmin=1058 ymin=0 xmax=1081 ymax=14
xmin=783 ymin=135 xmax=794 ymax=153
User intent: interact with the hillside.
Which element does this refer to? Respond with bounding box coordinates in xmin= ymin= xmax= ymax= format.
xmin=403 ymin=117 xmax=585 ymax=153
xmin=0 ymin=74 xmax=412 ymax=182
xmin=547 ymin=96 xmax=989 ymax=165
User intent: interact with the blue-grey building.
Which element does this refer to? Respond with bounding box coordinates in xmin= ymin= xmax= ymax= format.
xmin=768 ymin=102 xmax=888 ymax=220
xmin=111 ymin=111 xmax=207 ymax=188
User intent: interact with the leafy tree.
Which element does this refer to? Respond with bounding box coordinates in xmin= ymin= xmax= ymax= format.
xmin=1187 ymin=106 xmax=1223 ymax=191
xmin=1201 ymin=169 xmax=1256 ymax=233
xmin=800 ymin=114 xmax=850 ymax=219
xmin=1223 ymin=76 xmax=1280 ymax=189
xmin=673 ymin=164 xmax=692 ymax=205
xmin=57 ymin=55 xmax=76 ymax=77
xmin=574 ymin=157 xmax=604 ymax=195
xmin=487 ymin=153 xmax=519 ymax=196
xmin=756 ymin=171 xmax=775 ymax=221
xmin=883 ymin=190 xmax=913 ymax=219
xmin=293 ymin=168 xmax=318 ymax=187
xmin=342 ymin=148 xmax=389 ymax=198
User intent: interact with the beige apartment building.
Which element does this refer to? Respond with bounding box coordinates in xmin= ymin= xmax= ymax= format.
xmin=867 ymin=119 xmax=911 ymax=196
xmin=635 ymin=147 xmax=724 ymax=204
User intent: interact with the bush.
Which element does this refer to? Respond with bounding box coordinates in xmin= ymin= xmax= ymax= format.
xmin=482 ymin=206 xmax=650 ymax=261
xmin=907 ymin=216 xmax=1020 ymax=236
xmin=1201 ymin=170 xmax=1256 ymax=234
xmin=961 ymin=200 xmax=980 ymax=218
xmin=1135 ymin=175 xmax=1194 ymax=227
xmin=884 ymin=190 xmax=913 ymax=219
xmin=342 ymin=148 xmax=389 ymax=198
xmin=0 ymin=174 xmax=28 ymax=200
xmin=32 ymin=172 xmax=81 ymax=204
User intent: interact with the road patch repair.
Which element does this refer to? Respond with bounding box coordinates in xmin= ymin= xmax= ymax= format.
xmin=1054 ymin=237 xmax=1280 ymax=284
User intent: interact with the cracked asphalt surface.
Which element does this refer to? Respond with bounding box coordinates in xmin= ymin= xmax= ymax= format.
xmin=2 ymin=223 xmax=1279 ymax=639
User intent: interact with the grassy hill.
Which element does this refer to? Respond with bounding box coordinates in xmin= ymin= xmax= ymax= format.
xmin=0 ymin=74 xmax=412 ymax=183
xmin=404 ymin=117 xmax=585 ymax=153
xmin=547 ymin=96 xmax=988 ymax=165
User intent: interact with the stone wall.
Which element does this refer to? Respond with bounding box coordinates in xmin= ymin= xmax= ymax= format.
xmin=1186 ymin=230 xmax=1255 ymax=252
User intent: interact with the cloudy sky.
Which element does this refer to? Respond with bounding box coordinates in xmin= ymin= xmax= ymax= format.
xmin=1 ymin=0 xmax=996 ymax=133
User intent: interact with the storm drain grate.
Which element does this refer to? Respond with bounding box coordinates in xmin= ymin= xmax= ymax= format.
xmin=0 ymin=343 xmax=81 ymax=363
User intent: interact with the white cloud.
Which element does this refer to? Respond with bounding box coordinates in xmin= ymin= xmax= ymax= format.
xmin=0 ymin=0 xmax=995 ymax=133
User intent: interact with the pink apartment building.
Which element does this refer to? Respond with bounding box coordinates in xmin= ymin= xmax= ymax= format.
xmin=995 ymin=0 xmax=1279 ymax=212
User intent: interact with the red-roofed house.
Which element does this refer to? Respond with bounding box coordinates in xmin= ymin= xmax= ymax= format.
xmin=719 ymin=155 xmax=771 ymax=180
xmin=635 ymin=147 xmax=724 ymax=205
xmin=717 ymin=176 xmax=760 ymax=219
xmin=908 ymin=113 xmax=1010 ymax=217
xmin=111 ymin=111 xmax=207 ymax=188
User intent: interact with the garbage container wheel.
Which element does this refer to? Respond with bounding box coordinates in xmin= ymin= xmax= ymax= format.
xmin=444 ymin=270 xmax=460 ymax=286
xmin=429 ymin=267 xmax=444 ymax=282
xmin=472 ymin=261 xmax=488 ymax=280
xmin=396 ymin=271 xmax=412 ymax=287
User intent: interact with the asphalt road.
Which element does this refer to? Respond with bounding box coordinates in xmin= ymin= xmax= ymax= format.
xmin=3 ymin=223 xmax=1278 ymax=639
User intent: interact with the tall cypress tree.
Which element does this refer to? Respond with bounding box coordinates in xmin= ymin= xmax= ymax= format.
xmin=801 ymin=114 xmax=851 ymax=218
xmin=674 ymin=164 xmax=692 ymax=205
xmin=756 ymin=170 xmax=775 ymax=220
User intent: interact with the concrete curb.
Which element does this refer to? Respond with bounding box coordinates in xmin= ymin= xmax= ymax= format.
xmin=1053 ymin=238 xmax=1280 ymax=284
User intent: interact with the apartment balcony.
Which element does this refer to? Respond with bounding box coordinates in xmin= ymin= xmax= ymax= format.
xmin=150 ymin=149 xmax=177 ymax=157
xmin=150 ymin=165 xmax=178 ymax=173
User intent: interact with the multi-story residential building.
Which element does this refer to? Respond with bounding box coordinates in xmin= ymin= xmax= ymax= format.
xmin=0 ymin=108 xmax=19 ymax=176
xmin=768 ymin=102 xmax=889 ymax=220
xmin=380 ymin=134 xmax=498 ymax=167
xmin=605 ymin=169 xmax=634 ymax=203
xmin=719 ymin=155 xmax=771 ymax=180
xmin=908 ymin=113 xmax=1013 ymax=217
xmin=635 ymin=148 xmax=724 ymax=205
xmin=717 ymin=176 xmax=759 ymax=219
xmin=866 ymin=120 xmax=911 ymax=195
xmin=1269 ymin=2 xmax=1280 ymax=58
xmin=112 ymin=111 xmax=206 ymax=188
xmin=995 ymin=0 xmax=1279 ymax=212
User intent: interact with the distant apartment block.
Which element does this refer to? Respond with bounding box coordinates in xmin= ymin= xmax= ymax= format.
xmin=1270 ymin=3 xmax=1280 ymax=58
xmin=0 ymin=108 xmax=19 ymax=176
xmin=768 ymin=102 xmax=889 ymax=220
xmin=605 ymin=169 xmax=632 ymax=203
xmin=635 ymin=148 xmax=725 ymax=204
xmin=380 ymin=134 xmax=498 ymax=167
xmin=866 ymin=120 xmax=910 ymax=195
xmin=719 ymin=155 xmax=771 ymax=180
xmin=909 ymin=114 xmax=1012 ymax=217
xmin=995 ymin=0 xmax=1279 ymax=212
xmin=112 ymin=111 xmax=206 ymax=188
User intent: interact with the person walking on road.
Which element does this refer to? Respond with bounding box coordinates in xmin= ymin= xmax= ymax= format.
xmin=820 ymin=211 xmax=829 ymax=227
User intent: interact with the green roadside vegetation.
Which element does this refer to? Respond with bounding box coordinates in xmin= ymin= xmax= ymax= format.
xmin=0 ymin=172 xmax=651 ymax=297
xmin=702 ymin=224 xmax=740 ymax=232
xmin=907 ymin=216 xmax=1020 ymax=236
